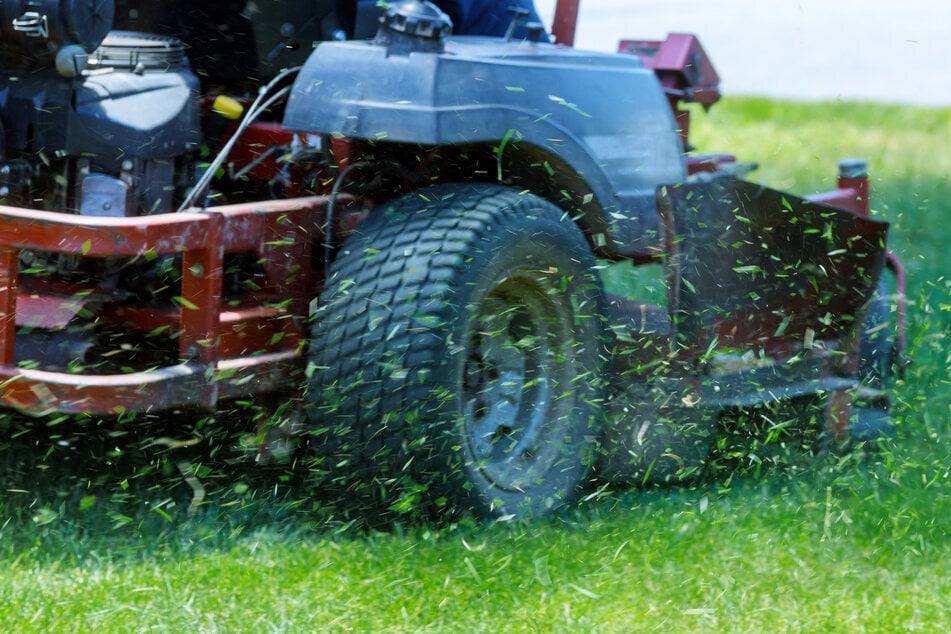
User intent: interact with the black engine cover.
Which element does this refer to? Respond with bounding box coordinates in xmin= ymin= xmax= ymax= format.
xmin=0 ymin=31 xmax=199 ymax=214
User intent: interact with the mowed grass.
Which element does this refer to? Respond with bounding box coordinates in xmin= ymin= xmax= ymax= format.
xmin=2 ymin=468 xmax=948 ymax=632
xmin=1 ymin=98 xmax=949 ymax=632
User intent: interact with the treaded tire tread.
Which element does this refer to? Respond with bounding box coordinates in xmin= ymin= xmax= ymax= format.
xmin=305 ymin=183 xmax=605 ymax=521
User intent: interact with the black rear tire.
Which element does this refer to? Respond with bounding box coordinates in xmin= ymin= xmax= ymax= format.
xmin=859 ymin=276 xmax=896 ymax=390
xmin=306 ymin=183 xmax=606 ymax=520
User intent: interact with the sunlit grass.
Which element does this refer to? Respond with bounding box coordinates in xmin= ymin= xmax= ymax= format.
xmin=3 ymin=466 xmax=947 ymax=631
xmin=1 ymin=98 xmax=948 ymax=632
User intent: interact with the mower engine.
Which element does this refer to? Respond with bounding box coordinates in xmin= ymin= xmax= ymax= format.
xmin=0 ymin=0 xmax=200 ymax=218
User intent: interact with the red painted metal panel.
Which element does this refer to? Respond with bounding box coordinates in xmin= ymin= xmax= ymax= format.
xmin=619 ymin=34 xmax=721 ymax=107
xmin=659 ymin=178 xmax=888 ymax=363
xmin=0 ymin=248 xmax=16 ymax=366
xmin=0 ymin=205 xmax=213 ymax=256
xmin=224 ymin=122 xmax=296 ymax=182
xmin=179 ymin=211 xmax=222 ymax=365
xmin=807 ymin=174 xmax=870 ymax=217
xmin=0 ymin=363 xmax=207 ymax=415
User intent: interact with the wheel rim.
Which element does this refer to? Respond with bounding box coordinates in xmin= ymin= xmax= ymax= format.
xmin=462 ymin=271 xmax=577 ymax=492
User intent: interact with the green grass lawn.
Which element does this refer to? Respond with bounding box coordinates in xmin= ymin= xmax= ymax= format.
xmin=1 ymin=98 xmax=948 ymax=632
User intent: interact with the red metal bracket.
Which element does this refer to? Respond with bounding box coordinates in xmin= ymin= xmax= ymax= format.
xmin=0 ymin=197 xmax=331 ymax=416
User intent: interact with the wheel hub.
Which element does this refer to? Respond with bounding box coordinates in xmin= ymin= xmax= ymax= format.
xmin=462 ymin=273 xmax=574 ymax=491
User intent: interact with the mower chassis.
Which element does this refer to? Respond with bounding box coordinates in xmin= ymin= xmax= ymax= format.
xmin=0 ymin=197 xmax=328 ymax=416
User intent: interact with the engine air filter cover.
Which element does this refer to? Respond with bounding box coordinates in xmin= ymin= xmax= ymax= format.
xmin=86 ymin=31 xmax=188 ymax=71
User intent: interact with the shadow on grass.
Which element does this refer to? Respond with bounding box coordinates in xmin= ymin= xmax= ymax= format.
xmin=0 ymin=407 xmax=319 ymax=557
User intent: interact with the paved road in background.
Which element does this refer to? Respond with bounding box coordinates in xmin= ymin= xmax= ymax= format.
xmin=538 ymin=0 xmax=949 ymax=106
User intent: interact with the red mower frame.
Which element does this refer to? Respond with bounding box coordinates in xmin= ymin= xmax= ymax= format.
xmin=0 ymin=0 xmax=905 ymax=427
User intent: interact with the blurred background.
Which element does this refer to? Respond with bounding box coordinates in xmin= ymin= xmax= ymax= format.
xmin=538 ymin=0 xmax=949 ymax=106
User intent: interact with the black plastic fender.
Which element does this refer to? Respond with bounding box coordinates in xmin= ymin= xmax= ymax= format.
xmin=283 ymin=36 xmax=686 ymax=256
